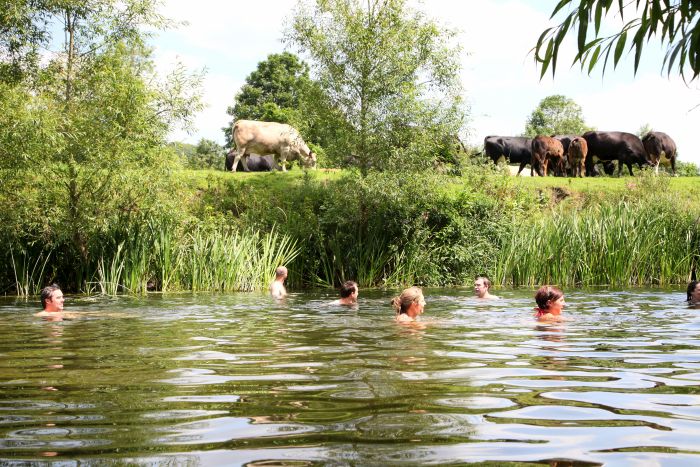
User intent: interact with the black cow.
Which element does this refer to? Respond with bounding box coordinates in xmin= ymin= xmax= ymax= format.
xmin=225 ymin=152 xmax=280 ymax=172
xmin=582 ymin=131 xmax=650 ymax=176
xmin=483 ymin=136 xmax=533 ymax=175
xmin=642 ymin=131 xmax=677 ymax=175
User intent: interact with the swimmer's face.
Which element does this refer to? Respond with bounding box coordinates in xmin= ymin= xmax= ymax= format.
xmin=46 ymin=290 xmax=65 ymax=312
xmin=691 ymin=283 xmax=700 ymax=304
xmin=415 ymin=295 xmax=426 ymax=315
xmin=547 ymin=296 xmax=565 ymax=314
xmin=474 ymin=279 xmax=488 ymax=297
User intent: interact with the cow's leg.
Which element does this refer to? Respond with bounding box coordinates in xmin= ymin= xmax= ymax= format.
xmin=517 ymin=160 xmax=527 ymax=175
xmin=671 ymin=156 xmax=676 ymax=175
xmin=240 ymin=152 xmax=250 ymax=171
xmin=231 ymin=149 xmax=243 ymax=172
xmin=278 ymin=150 xmax=288 ymax=172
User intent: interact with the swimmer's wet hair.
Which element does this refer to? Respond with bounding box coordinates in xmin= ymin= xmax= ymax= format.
xmin=476 ymin=276 xmax=491 ymax=289
xmin=391 ymin=286 xmax=423 ymax=315
xmin=688 ymin=281 xmax=700 ymax=302
xmin=340 ymin=281 xmax=358 ymax=298
xmin=275 ymin=266 xmax=288 ymax=277
xmin=534 ymin=285 xmax=563 ymax=310
xmin=40 ymin=284 xmax=61 ymax=308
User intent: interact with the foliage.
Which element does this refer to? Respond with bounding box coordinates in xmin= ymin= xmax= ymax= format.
xmin=287 ymin=0 xmax=466 ymax=174
xmin=676 ymin=160 xmax=700 ymax=177
xmin=224 ymin=52 xmax=313 ymax=146
xmin=534 ymin=0 xmax=700 ymax=81
xmin=636 ymin=122 xmax=653 ymax=138
xmin=0 ymin=0 xmax=204 ymax=291
xmin=176 ymin=138 xmax=225 ymax=170
xmin=524 ymin=95 xmax=592 ymax=137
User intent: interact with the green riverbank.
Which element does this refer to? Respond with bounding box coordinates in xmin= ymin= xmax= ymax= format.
xmin=2 ymin=166 xmax=699 ymax=295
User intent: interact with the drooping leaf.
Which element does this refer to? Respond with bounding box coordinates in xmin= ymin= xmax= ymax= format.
xmin=588 ymin=44 xmax=601 ymax=74
xmin=613 ymin=29 xmax=627 ymax=66
xmin=552 ymin=0 xmax=573 ymax=19
xmin=594 ymin=0 xmax=604 ymax=35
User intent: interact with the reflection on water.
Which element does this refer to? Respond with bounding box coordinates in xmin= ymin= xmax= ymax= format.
xmin=2 ymin=288 xmax=700 ymax=464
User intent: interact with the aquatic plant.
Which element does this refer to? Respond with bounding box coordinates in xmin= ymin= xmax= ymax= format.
xmin=10 ymin=246 xmax=52 ymax=296
xmin=495 ymin=200 xmax=699 ymax=286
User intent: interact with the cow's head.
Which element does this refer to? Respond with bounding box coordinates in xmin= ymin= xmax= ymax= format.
xmin=641 ymin=133 xmax=661 ymax=166
xmin=301 ymin=150 xmax=317 ymax=169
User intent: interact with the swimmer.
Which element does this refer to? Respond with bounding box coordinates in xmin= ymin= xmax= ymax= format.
xmin=34 ymin=284 xmax=72 ymax=320
xmin=688 ymin=280 xmax=700 ymax=306
xmin=270 ymin=266 xmax=288 ymax=299
xmin=331 ymin=280 xmax=359 ymax=306
xmin=474 ymin=276 xmax=499 ymax=300
xmin=392 ymin=286 xmax=425 ymax=323
xmin=534 ymin=285 xmax=565 ymax=321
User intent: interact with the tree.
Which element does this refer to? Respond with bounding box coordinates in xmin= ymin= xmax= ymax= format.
xmin=534 ymin=1 xmax=700 ymax=81
xmin=524 ymin=95 xmax=592 ymax=137
xmin=0 ymin=0 xmax=203 ymax=288
xmin=287 ymin=0 xmax=466 ymax=174
xmin=224 ymin=52 xmax=312 ymax=146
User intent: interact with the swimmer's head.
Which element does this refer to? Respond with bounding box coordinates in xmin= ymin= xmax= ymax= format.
xmin=535 ymin=285 xmax=564 ymax=311
xmin=474 ymin=276 xmax=491 ymax=298
xmin=391 ymin=286 xmax=425 ymax=315
xmin=275 ymin=266 xmax=288 ymax=279
xmin=340 ymin=281 xmax=358 ymax=299
xmin=688 ymin=281 xmax=700 ymax=304
xmin=41 ymin=284 xmax=64 ymax=312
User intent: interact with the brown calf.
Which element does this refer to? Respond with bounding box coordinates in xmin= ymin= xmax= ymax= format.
xmin=568 ymin=137 xmax=588 ymax=178
xmin=531 ymin=136 xmax=564 ymax=177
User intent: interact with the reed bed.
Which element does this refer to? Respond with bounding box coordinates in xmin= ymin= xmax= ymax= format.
xmin=88 ymin=226 xmax=299 ymax=295
xmin=494 ymin=201 xmax=699 ymax=287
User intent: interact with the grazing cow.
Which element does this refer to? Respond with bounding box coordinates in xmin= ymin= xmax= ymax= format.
xmin=568 ymin=137 xmax=588 ymax=178
xmin=230 ymin=120 xmax=316 ymax=172
xmin=531 ymin=135 xmax=565 ymax=177
xmin=225 ymin=152 xmax=279 ymax=172
xmin=483 ymin=136 xmax=533 ymax=175
xmin=642 ymin=131 xmax=677 ymax=175
xmin=582 ymin=131 xmax=649 ymax=176
xmin=552 ymin=134 xmax=578 ymax=175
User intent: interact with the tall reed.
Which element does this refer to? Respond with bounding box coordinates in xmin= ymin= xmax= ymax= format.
xmin=10 ymin=246 xmax=52 ymax=296
xmin=94 ymin=243 xmax=126 ymax=296
xmin=175 ymin=227 xmax=300 ymax=292
xmin=495 ymin=201 xmax=699 ymax=286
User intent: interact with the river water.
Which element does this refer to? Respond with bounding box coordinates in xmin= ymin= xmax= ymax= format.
xmin=1 ymin=288 xmax=700 ymax=465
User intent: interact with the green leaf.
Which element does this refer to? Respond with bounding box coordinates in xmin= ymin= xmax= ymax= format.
xmin=613 ymin=30 xmax=627 ymax=66
xmin=633 ymin=34 xmax=644 ymax=73
xmin=551 ymin=0 xmax=573 ymax=18
xmin=540 ymin=40 xmax=554 ymax=79
xmin=618 ymin=0 xmax=625 ymax=20
xmin=588 ymin=44 xmax=601 ymax=74
xmin=594 ymin=0 xmax=604 ymax=35
xmin=578 ymin=8 xmax=589 ymax=51
xmin=535 ymin=28 xmax=553 ymax=60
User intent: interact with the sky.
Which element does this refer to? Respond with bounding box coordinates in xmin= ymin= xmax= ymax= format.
xmin=151 ymin=0 xmax=700 ymax=165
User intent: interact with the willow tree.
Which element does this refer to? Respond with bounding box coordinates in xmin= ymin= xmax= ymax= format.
xmin=287 ymin=0 xmax=466 ymax=173
xmin=0 ymin=0 xmax=203 ymax=289
xmin=534 ymin=0 xmax=700 ymax=81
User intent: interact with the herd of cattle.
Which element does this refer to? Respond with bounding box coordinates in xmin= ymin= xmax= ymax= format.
xmin=223 ymin=120 xmax=677 ymax=177
xmin=484 ymin=131 xmax=677 ymax=177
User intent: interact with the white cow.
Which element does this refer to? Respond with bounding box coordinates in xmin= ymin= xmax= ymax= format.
xmin=230 ymin=120 xmax=317 ymax=172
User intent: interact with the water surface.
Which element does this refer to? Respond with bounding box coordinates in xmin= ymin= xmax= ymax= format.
xmin=2 ymin=287 xmax=699 ymax=465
